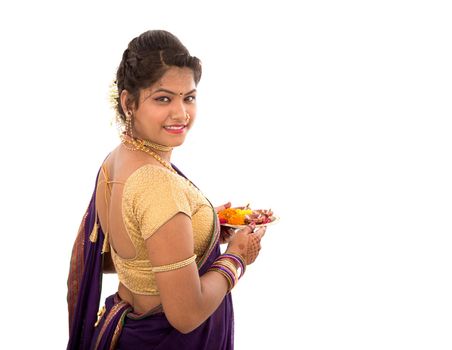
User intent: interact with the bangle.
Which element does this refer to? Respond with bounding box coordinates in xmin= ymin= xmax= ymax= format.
xmin=208 ymin=255 xmax=241 ymax=292
xmin=208 ymin=266 xmax=236 ymax=292
xmin=222 ymin=253 xmax=246 ymax=279
xmin=151 ymin=254 xmax=197 ymax=273
xmin=211 ymin=260 xmax=238 ymax=285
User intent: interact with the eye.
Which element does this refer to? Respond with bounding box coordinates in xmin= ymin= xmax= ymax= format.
xmin=155 ymin=96 xmax=171 ymax=103
xmin=185 ymin=95 xmax=196 ymax=103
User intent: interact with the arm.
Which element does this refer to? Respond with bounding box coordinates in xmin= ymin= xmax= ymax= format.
xmin=145 ymin=213 xmax=265 ymax=334
xmin=145 ymin=213 xmax=228 ymax=333
xmin=131 ymin=167 xmax=264 ymax=332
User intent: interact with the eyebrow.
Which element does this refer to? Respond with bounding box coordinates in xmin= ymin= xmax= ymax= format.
xmin=151 ymin=88 xmax=197 ymax=96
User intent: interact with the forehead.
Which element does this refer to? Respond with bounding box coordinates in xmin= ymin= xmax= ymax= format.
xmin=154 ymin=67 xmax=195 ymax=89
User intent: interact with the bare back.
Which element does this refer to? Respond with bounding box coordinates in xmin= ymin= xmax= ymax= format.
xmin=95 ymin=144 xmax=166 ymax=314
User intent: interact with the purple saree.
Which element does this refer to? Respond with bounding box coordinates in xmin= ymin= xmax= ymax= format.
xmin=67 ymin=164 xmax=234 ymax=350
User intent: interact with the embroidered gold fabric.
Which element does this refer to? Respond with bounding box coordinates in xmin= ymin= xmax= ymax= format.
xmin=109 ymin=164 xmax=214 ymax=295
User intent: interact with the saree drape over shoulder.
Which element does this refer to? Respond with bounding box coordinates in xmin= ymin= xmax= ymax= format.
xmin=67 ymin=164 xmax=234 ymax=350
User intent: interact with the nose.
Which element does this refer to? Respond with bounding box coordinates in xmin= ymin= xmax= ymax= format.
xmin=170 ymin=99 xmax=187 ymax=121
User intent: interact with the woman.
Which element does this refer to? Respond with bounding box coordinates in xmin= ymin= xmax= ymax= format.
xmin=67 ymin=30 xmax=266 ymax=350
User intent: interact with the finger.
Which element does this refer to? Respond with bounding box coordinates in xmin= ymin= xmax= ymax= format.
xmin=235 ymin=222 xmax=255 ymax=235
xmin=254 ymin=226 xmax=267 ymax=239
xmin=214 ymin=202 xmax=231 ymax=213
xmin=244 ymin=223 xmax=256 ymax=234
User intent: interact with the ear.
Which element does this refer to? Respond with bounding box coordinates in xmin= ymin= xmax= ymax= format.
xmin=120 ymin=89 xmax=133 ymax=114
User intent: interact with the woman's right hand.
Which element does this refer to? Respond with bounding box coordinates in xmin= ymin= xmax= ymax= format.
xmin=226 ymin=223 xmax=266 ymax=265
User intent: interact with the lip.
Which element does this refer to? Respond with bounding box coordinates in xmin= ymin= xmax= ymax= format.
xmin=163 ymin=124 xmax=187 ymax=135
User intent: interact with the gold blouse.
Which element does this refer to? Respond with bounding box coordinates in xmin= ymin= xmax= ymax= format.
xmin=109 ymin=164 xmax=214 ymax=295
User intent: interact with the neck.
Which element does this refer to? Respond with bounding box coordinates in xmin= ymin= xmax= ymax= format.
xmin=158 ymin=149 xmax=172 ymax=163
xmin=121 ymin=132 xmax=173 ymax=163
xmin=130 ymin=130 xmax=174 ymax=152
xmin=142 ymin=138 xmax=173 ymax=153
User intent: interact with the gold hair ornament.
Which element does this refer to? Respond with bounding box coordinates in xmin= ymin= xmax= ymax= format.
xmin=109 ymin=80 xmax=126 ymax=135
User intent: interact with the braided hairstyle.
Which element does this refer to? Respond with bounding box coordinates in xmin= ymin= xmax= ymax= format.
xmin=115 ymin=30 xmax=202 ymax=123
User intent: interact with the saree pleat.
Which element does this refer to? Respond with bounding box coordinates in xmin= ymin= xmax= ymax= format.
xmin=67 ymin=163 xmax=234 ymax=350
xmin=67 ymin=167 xmax=106 ymax=350
xmin=89 ymin=294 xmax=132 ymax=350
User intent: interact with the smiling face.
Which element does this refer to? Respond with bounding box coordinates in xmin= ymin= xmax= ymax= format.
xmin=122 ymin=67 xmax=197 ymax=147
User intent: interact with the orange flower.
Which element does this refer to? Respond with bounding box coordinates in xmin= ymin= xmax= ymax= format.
xmin=218 ymin=208 xmax=236 ymax=221
xmin=218 ymin=207 xmax=255 ymax=225
xmin=228 ymin=213 xmax=245 ymax=225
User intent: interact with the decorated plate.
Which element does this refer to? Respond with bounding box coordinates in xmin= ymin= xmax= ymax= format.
xmin=218 ymin=206 xmax=279 ymax=229
xmin=221 ymin=216 xmax=280 ymax=229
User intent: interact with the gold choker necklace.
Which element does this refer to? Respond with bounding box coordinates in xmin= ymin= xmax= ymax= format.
xmin=142 ymin=139 xmax=173 ymax=152
xmin=120 ymin=134 xmax=177 ymax=174
xmin=119 ymin=132 xmax=173 ymax=152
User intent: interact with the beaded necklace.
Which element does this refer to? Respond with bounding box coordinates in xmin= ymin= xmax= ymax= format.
xmin=118 ymin=133 xmax=207 ymax=198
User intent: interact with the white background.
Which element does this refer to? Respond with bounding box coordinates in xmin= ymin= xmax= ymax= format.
xmin=0 ymin=0 xmax=451 ymax=349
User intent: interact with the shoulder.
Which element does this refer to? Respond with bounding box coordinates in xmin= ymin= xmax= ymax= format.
xmin=123 ymin=165 xmax=193 ymax=235
xmin=126 ymin=164 xmax=183 ymax=186
xmin=123 ymin=164 xmax=188 ymax=199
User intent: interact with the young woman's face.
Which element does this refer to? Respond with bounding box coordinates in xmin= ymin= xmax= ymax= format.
xmin=129 ymin=67 xmax=197 ymax=147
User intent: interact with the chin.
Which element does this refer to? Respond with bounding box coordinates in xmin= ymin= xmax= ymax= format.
xmin=170 ymin=138 xmax=186 ymax=147
xmin=162 ymin=133 xmax=185 ymax=146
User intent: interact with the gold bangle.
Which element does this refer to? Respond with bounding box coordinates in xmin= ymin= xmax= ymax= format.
xmin=152 ymin=254 xmax=197 ymax=273
xmin=210 ymin=259 xmax=239 ymax=288
xmin=214 ymin=260 xmax=238 ymax=282
xmin=208 ymin=267 xmax=234 ymax=291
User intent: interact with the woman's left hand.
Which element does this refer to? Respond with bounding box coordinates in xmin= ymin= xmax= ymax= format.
xmin=215 ymin=202 xmax=235 ymax=244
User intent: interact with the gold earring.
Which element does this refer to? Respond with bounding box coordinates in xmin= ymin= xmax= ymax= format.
xmin=126 ymin=111 xmax=134 ymax=138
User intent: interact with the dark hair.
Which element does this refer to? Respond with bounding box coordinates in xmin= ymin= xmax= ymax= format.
xmin=115 ymin=30 xmax=202 ymax=122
